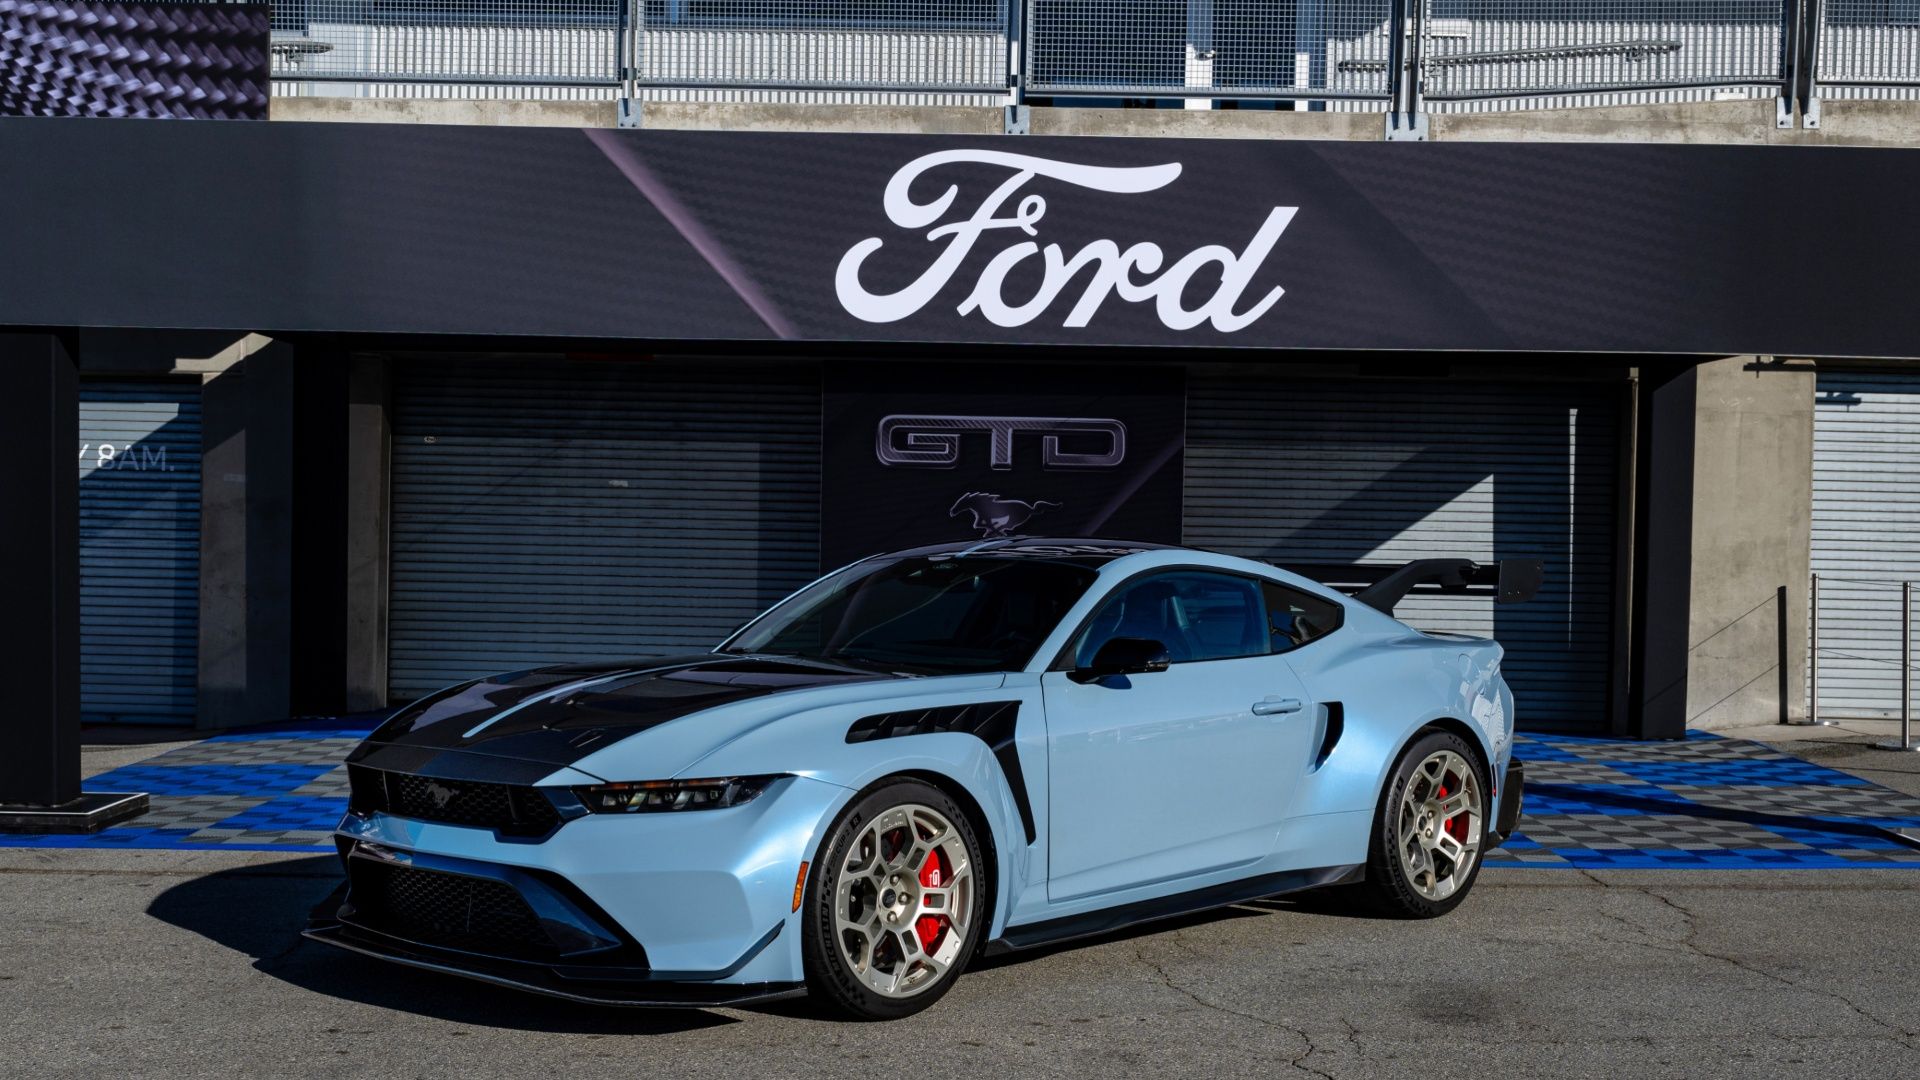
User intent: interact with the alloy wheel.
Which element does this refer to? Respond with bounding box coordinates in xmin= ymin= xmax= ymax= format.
xmin=1395 ymin=749 xmax=1483 ymax=901
xmin=833 ymin=803 xmax=975 ymax=999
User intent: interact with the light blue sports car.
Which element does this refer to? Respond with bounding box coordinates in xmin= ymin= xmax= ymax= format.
xmin=306 ymin=538 xmax=1527 ymax=1019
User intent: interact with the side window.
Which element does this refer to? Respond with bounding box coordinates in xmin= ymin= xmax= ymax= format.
xmin=1074 ymin=571 xmax=1271 ymax=667
xmin=1261 ymin=582 xmax=1345 ymax=653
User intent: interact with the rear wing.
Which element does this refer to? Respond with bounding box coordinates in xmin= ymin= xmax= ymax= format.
xmin=1283 ymin=558 xmax=1544 ymax=616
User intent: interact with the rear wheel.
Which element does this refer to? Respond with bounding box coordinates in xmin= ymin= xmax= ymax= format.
xmin=1349 ymin=730 xmax=1489 ymax=918
xmin=802 ymin=780 xmax=986 ymax=1019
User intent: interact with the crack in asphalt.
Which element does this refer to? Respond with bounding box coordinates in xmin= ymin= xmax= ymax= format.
xmin=1130 ymin=935 xmax=1339 ymax=1080
xmin=1640 ymin=886 xmax=1920 ymax=1051
xmin=1570 ymin=869 xmax=1918 ymax=1051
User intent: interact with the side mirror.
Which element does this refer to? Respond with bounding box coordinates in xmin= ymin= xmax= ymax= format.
xmin=1068 ymin=637 xmax=1173 ymax=684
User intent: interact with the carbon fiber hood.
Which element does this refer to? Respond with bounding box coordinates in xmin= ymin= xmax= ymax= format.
xmin=347 ymin=655 xmax=897 ymax=778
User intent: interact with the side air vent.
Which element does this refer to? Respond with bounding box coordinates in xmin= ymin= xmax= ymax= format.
xmin=1315 ymin=702 xmax=1345 ymax=769
xmin=846 ymin=701 xmax=1036 ymax=845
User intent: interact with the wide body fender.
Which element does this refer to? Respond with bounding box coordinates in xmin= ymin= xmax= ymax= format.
xmin=661 ymin=679 xmax=1047 ymax=947
xmin=1285 ymin=623 xmax=1514 ymax=839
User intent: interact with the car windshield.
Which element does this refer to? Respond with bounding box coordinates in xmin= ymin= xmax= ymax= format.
xmin=722 ymin=556 xmax=1098 ymax=674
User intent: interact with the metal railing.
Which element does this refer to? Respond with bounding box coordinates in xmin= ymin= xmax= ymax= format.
xmin=270 ymin=0 xmax=626 ymax=86
xmin=1806 ymin=572 xmax=1920 ymax=751
xmin=259 ymin=0 xmax=1920 ymax=120
xmin=1809 ymin=0 xmax=1920 ymax=103
xmin=635 ymin=1 xmax=1009 ymax=94
xmin=1417 ymin=0 xmax=1790 ymax=103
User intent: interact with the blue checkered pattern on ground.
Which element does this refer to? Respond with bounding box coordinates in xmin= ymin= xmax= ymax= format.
xmin=6 ymin=719 xmax=1919 ymax=867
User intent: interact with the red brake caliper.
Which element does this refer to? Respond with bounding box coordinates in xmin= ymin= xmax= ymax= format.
xmin=1438 ymin=782 xmax=1471 ymax=843
xmin=915 ymin=847 xmax=950 ymax=952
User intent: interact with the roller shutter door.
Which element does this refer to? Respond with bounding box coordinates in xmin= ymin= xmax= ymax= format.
xmin=78 ymin=380 xmax=202 ymax=724
xmin=1185 ymin=376 xmax=1620 ymax=731
xmin=388 ymin=357 xmax=822 ymax=701
xmin=1810 ymin=372 xmax=1920 ymax=719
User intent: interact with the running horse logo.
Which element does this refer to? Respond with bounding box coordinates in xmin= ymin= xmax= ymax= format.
xmin=424 ymin=782 xmax=459 ymax=810
xmin=950 ymin=492 xmax=1062 ymax=538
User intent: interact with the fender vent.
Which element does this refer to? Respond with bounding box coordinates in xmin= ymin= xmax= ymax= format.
xmin=846 ymin=701 xmax=1036 ymax=845
xmin=1315 ymin=702 xmax=1345 ymax=768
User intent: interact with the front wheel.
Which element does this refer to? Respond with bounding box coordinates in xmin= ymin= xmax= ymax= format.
xmin=801 ymin=779 xmax=986 ymax=1020
xmin=1349 ymin=730 xmax=1490 ymax=918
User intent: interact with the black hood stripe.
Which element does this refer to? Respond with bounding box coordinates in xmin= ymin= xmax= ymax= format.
xmin=352 ymin=655 xmax=900 ymax=773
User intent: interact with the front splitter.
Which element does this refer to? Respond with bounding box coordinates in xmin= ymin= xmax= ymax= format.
xmin=302 ymin=923 xmax=805 ymax=1009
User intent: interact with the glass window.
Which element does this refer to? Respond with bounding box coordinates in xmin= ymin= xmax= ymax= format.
xmin=1262 ymin=582 xmax=1345 ymax=653
xmin=1073 ymin=571 xmax=1270 ymax=667
xmin=724 ymin=556 xmax=1096 ymax=675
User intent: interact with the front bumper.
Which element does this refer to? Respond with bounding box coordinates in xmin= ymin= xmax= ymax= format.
xmin=303 ymin=919 xmax=803 ymax=1008
xmin=1489 ymin=758 xmax=1524 ymax=847
xmin=319 ymin=772 xmax=851 ymax=998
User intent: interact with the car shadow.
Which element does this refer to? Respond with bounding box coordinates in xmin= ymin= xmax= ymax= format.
xmin=149 ymin=858 xmax=1406 ymax=1027
xmin=146 ymin=857 xmax=737 ymax=1034
xmin=961 ymin=887 xmax=1396 ymax=976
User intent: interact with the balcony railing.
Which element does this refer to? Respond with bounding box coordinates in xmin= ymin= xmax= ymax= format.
xmin=260 ymin=0 xmax=1920 ymax=116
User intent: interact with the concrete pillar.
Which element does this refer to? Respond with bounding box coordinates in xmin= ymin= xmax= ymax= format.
xmin=1683 ymin=357 xmax=1814 ymax=729
xmin=197 ymin=338 xmax=295 ymax=730
xmin=1629 ymin=361 xmax=1698 ymax=739
xmin=289 ymin=343 xmax=350 ymax=715
xmin=0 ymin=333 xmax=79 ymax=806
xmin=343 ymin=354 xmax=391 ymax=710
xmin=1628 ymin=356 xmax=1816 ymax=737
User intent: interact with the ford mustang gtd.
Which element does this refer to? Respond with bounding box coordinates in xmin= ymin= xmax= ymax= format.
xmin=306 ymin=538 xmax=1528 ymax=1019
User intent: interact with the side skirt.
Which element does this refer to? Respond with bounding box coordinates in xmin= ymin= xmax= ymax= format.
xmin=984 ymin=863 xmax=1365 ymax=956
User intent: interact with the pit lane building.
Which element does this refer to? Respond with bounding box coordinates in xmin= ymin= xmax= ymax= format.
xmin=10 ymin=10 xmax=1920 ymax=830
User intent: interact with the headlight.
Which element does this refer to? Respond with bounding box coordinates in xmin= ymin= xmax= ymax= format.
xmin=573 ymin=776 xmax=781 ymax=814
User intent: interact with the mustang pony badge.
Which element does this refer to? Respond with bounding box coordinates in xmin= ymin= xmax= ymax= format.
xmin=950 ymin=492 xmax=1061 ymax=538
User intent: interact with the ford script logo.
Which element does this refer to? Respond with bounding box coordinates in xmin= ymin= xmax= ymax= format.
xmin=836 ymin=149 xmax=1296 ymax=332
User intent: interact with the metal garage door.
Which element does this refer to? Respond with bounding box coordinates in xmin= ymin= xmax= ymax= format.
xmin=1810 ymin=372 xmax=1920 ymax=719
xmin=78 ymin=380 xmax=202 ymax=724
xmin=1185 ymin=376 xmax=1621 ymax=730
xmin=388 ymin=357 xmax=822 ymax=701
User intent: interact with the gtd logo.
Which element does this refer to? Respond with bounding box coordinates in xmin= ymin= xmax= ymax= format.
xmin=876 ymin=415 xmax=1126 ymax=470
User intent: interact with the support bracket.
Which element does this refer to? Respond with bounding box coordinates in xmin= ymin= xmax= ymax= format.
xmin=1384 ymin=112 xmax=1429 ymax=141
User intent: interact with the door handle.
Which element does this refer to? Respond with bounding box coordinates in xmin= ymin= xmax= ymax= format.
xmin=1251 ymin=697 xmax=1305 ymax=716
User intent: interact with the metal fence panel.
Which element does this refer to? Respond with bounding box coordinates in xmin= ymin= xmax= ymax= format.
xmin=270 ymin=0 xmax=625 ymax=85
xmin=635 ymin=1 xmax=1009 ymax=93
xmin=1025 ymin=0 xmax=1396 ymax=100
xmin=1419 ymin=0 xmax=1788 ymax=100
xmin=1816 ymin=0 xmax=1920 ymax=95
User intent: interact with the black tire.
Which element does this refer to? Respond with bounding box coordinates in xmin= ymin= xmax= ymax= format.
xmin=801 ymin=778 xmax=989 ymax=1020
xmin=1346 ymin=729 xmax=1491 ymax=919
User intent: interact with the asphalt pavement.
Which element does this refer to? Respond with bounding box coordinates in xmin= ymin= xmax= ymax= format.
xmin=1 ymin=727 xmax=1916 ymax=1079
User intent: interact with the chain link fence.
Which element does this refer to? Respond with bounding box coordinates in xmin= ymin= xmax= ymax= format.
xmin=1814 ymin=0 xmax=1920 ymax=98
xmin=1023 ymin=0 xmax=1397 ymax=103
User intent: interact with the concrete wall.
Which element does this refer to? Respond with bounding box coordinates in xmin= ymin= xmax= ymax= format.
xmin=270 ymin=95 xmax=1920 ymax=146
xmin=1682 ymin=357 xmax=1816 ymax=729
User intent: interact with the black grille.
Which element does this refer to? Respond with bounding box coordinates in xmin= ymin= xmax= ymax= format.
xmin=347 ymin=765 xmax=562 ymax=835
xmin=349 ymin=860 xmax=554 ymax=959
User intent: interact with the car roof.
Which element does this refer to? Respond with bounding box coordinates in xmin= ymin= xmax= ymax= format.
xmin=866 ymin=538 xmax=1359 ymax=605
xmin=870 ymin=536 xmax=1180 ymax=568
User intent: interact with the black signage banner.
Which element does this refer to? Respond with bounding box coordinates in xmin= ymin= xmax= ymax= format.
xmin=820 ymin=363 xmax=1184 ymax=568
xmin=2 ymin=120 xmax=1920 ymax=358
